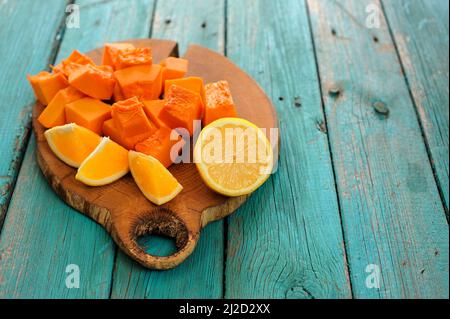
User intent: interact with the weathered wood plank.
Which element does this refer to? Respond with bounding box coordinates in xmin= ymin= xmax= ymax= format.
xmin=0 ymin=0 xmax=155 ymax=298
xmin=0 ymin=139 xmax=115 ymax=298
xmin=0 ymin=0 xmax=69 ymax=227
xmin=151 ymin=0 xmax=224 ymax=56
xmin=307 ymin=0 xmax=449 ymax=298
xmin=382 ymin=0 xmax=449 ymax=212
xmin=56 ymin=0 xmax=155 ymax=60
xmin=110 ymin=0 xmax=226 ymax=299
xmin=225 ymin=0 xmax=352 ymax=298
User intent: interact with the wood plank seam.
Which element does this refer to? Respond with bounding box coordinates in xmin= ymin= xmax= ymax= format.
xmin=304 ymin=0 xmax=354 ymax=298
xmin=148 ymin=0 xmax=158 ymax=38
xmin=306 ymin=0 xmax=448 ymax=298
xmin=0 ymin=105 xmax=32 ymax=231
xmin=379 ymin=0 xmax=449 ymax=221
xmin=224 ymin=0 xmax=352 ymax=298
xmin=0 ymin=0 xmax=72 ymax=233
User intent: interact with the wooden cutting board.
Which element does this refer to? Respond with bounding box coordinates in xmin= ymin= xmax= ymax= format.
xmin=32 ymin=39 xmax=279 ymax=270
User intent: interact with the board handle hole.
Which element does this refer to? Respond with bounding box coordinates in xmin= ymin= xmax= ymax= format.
xmin=132 ymin=208 xmax=189 ymax=257
xmin=137 ymin=234 xmax=178 ymax=257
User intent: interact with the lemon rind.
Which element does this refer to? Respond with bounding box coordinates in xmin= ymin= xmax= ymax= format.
xmin=193 ymin=117 xmax=274 ymax=197
xmin=44 ymin=123 xmax=90 ymax=168
xmin=75 ymin=137 xmax=129 ymax=186
xmin=129 ymin=151 xmax=183 ymax=205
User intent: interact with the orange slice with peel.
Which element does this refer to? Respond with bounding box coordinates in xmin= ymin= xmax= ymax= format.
xmin=44 ymin=123 xmax=101 ymax=168
xmin=129 ymin=151 xmax=183 ymax=205
xmin=76 ymin=137 xmax=129 ymax=186
xmin=193 ymin=118 xmax=274 ymax=197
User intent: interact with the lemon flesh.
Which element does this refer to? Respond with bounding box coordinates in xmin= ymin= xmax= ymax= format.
xmin=194 ymin=118 xmax=274 ymax=196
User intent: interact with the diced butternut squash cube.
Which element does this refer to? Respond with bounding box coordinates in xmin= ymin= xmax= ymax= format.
xmin=142 ymin=99 xmax=168 ymax=129
xmin=160 ymin=57 xmax=188 ymax=85
xmin=102 ymin=43 xmax=135 ymax=68
xmin=102 ymin=119 xmax=135 ymax=150
xmin=115 ymin=47 xmax=152 ymax=70
xmin=111 ymin=97 xmax=157 ymax=149
xmin=27 ymin=71 xmax=68 ymax=105
xmin=203 ymin=80 xmax=238 ymax=126
xmin=164 ymin=76 xmax=205 ymax=103
xmin=65 ymin=97 xmax=111 ymax=134
xmin=160 ymin=85 xmax=203 ymax=136
xmin=135 ymin=127 xmax=185 ymax=168
xmin=164 ymin=76 xmax=206 ymax=116
xmin=52 ymin=50 xmax=95 ymax=77
xmin=113 ymin=82 xmax=125 ymax=102
xmin=38 ymin=86 xmax=85 ymax=128
xmin=68 ymin=64 xmax=116 ymax=100
xmin=114 ymin=64 xmax=162 ymax=100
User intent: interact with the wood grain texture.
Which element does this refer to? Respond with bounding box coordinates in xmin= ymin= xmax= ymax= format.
xmin=225 ymin=0 xmax=352 ymax=298
xmin=0 ymin=138 xmax=115 ymax=298
xmin=0 ymin=0 xmax=69 ymax=227
xmin=382 ymin=0 xmax=449 ymax=212
xmin=0 ymin=0 xmax=156 ymax=298
xmin=111 ymin=0 xmax=228 ymax=298
xmin=307 ymin=0 xmax=449 ymax=298
xmin=55 ymin=0 xmax=155 ymax=61
xmin=151 ymin=0 xmax=225 ymax=57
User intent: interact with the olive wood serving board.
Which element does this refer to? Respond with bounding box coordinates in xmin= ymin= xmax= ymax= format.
xmin=32 ymin=39 xmax=279 ymax=270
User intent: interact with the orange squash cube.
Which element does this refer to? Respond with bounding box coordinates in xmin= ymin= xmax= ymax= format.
xmin=164 ymin=76 xmax=205 ymax=102
xmin=142 ymin=99 xmax=168 ymax=129
xmin=113 ymin=82 xmax=125 ymax=102
xmin=38 ymin=86 xmax=85 ymax=128
xmin=27 ymin=71 xmax=68 ymax=105
xmin=102 ymin=43 xmax=135 ymax=68
xmin=164 ymin=76 xmax=206 ymax=116
xmin=203 ymin=81 xmax=238 ymax=126
xmin=135 ymin=127 xmax=185 ymax=168
xmin=68 ymin=64 xmax=116 ymax=100
xmin=52 ymin=50 xmax=95 ymax=77
xmin=115 ymin=47 xmax=152 ymax=70
xmin=111 ymin=97 xmax=157 ymax=148
xmin=102 ymin=119 xmax=134 ymax=150
xmin=114 ymin=64 xmax=162 ymax=100
xmin=160 ymin=85 xmax=203 ymax=136
xmin=160 ymin=57 xmax=188 ymax=84
xmin=65 ymin=97 xmax=112 ymax=134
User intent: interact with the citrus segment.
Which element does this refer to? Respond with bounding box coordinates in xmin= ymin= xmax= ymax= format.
xmin=76 ymin=137 xmax=129 ymax=186
xmin=194 ymin=118 xmax=274 ymax=196
xmin=44 ymin=123 xmax=101 ymax=168
xmin=129 ymin=151 xmax=183 ymax=205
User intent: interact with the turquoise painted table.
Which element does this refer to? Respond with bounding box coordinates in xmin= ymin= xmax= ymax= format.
xmin=0 ymin=0 xmax=448 ymax=299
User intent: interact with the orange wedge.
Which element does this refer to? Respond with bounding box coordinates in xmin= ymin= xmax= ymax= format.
xmin=76 ymin=137 xmax=129 ymax=186
xmin=44 ymin=123 xmax=101 ymax=168
xmin=129 ymin=151 xmax=182 ymax=205
xmin=193 ymin=118 xmax=274 ymax=196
